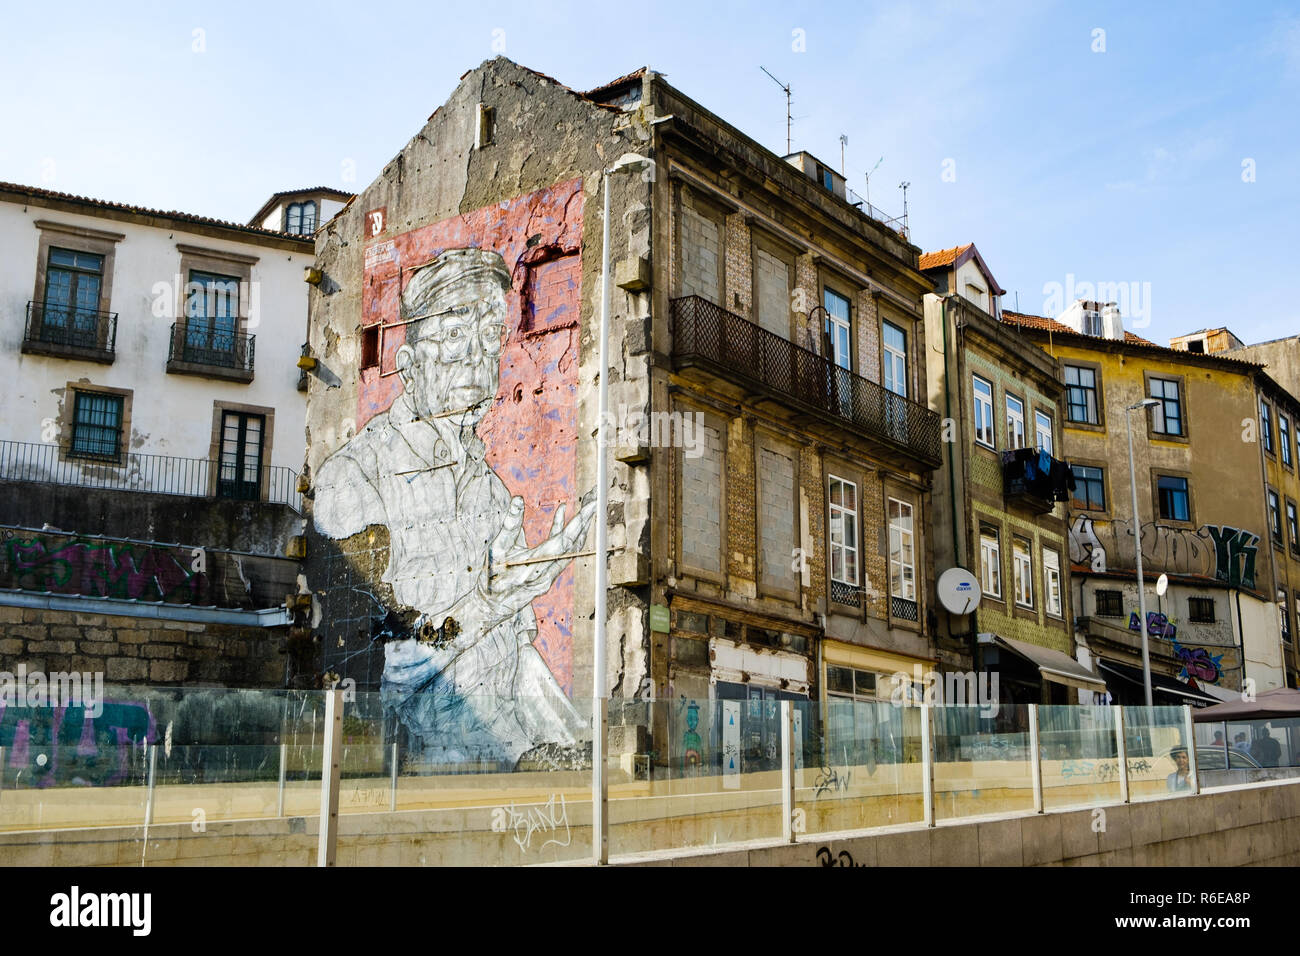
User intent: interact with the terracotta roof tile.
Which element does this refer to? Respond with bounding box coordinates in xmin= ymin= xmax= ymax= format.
xmin=1000 ymin=310 xmax=1264 ymax=366
xmin=919 ymin=243 xmax=972 ymax=271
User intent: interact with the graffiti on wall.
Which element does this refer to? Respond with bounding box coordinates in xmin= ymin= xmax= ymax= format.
xmin=1069 ymin=517 xmax=1259 ymax=590
xmin=0 ymin=699 xmax=154 ymax=787
xmin=1129 ymin=610 xmax=1177 ymax=640
xmin=313 ymin=182 xmax=590 ymax=769
xmin=1 ymin=534 xmax=204 ymax=604
xmin=1172 ymin=641 xmax=1224 ymax=684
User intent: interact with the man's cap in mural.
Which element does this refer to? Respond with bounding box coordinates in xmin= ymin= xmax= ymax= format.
xmin=400 ymin=247 xmax=512 ymax=340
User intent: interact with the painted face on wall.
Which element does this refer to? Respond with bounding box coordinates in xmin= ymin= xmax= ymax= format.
xmin=394 ymin=249 xmax=511 ymax=422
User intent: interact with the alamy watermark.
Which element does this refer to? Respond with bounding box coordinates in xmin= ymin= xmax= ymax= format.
xmin=890 ymin=666 xmax=1000 ymax=717
xmin=0 ymin=665 xmax=104 ymax=718
xmin=596 ymin=405 xmax=705 ymax=457
xmin=1041 ymin=273 xmax=1152 ymax=328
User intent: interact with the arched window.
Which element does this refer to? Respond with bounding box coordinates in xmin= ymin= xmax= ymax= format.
xmin=285 ymin=200 xmax=318 ymax=235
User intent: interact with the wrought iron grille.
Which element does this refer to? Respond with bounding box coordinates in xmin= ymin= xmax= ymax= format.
xmin=830 ymin=580 xmax=862 ymax=607
xmin=24 ymin=300 xmax=117 ymax=355
xmin=670 ymin=296 xmax=941 ymax=465
xmin=0 ymin=439 xmax=301 ymax=512
xmin=169 ymin=322 xmax=255 ymax=371
xmin=890 ymin=595 xmax=919 ymax=622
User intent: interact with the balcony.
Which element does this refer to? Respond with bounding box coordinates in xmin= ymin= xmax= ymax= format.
xmin=1001 ymin=447 xmax=1072 ymax=514
xmin=0 ymin=439 xmax=301 ymax=512
xmin=670 ymin=296 xmax=942 ymax=467
xmin=21 ymin=301 xmax=117 ymax=364
xmin=167 ymin=322 xmax=255 ymax=383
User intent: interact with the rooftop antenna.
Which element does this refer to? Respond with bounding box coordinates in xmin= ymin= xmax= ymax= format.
xmin=864 ymin=156 xmax=883 ymax=207
xmin=760 ymin=66 xmax=792 ymax=154
xmin=839 ymin=134 xmax=848 ymax=176
xmin=899 ymin=181 xmax=911 ymax=237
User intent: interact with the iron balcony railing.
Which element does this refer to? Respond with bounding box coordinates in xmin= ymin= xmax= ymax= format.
xmin=670 ymin=296 xmax=942 ymax=466
xmin=890 ymin=595 xmax=919 ymax=622
xmin=0 ymin=439 xmax=301 ymax=512
xmin=830 ymin=580 xmax=861 ymax=608
xmin=168 ymin=321 xmax=255 ymax=372
xmin=23 ymin=300 xmax=117 ymax=358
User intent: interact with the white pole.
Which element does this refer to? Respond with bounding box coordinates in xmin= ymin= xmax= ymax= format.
xmin=920 ymin=704 xmax=935 ymax=827
xmin=1028 ymin=703 xmax=1043 ymax=813
xmin=317 ymin=689 xmax=343 ymax=867
xmin=1115 ymin=706 xmax=1130 ymax=803
xmin=781 ymin=701 xmax=795 ymax=843
xmin=1127 ymin=405 xmax=1154 ymax=707
xmin=592 ymin=167 xmax=613 ymax=866
xmin=390 ymin=741 xmax=399 ymax=813
xmin=277 ymin=742 xmax=287 ymax=817
xmin=1184 ymin=706 xmax=1200 ymax=795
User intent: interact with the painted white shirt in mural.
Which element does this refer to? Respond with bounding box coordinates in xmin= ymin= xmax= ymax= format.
xmin=314 ymin=391 xmax=585 ymax=765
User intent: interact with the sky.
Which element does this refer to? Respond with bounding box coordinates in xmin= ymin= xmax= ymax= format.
xmin=2 ymin=0 xmax=1298 ymax=345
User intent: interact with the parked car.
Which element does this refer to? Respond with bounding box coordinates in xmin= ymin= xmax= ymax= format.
xmin=1195 ymin=747 xmax=1262 ymax=770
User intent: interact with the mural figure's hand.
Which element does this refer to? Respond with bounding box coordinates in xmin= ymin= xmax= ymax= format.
xmin=478 ymin=493 xmax=597 ymax=615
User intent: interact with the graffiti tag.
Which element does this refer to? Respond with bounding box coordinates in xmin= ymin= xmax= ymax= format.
xmin=3 ymin=536 xmax=203 ymax=603
xmin=813 ymin=765 xmax=852 ymax=799
xmin=816 ymin=846 xmax=867 ymax=867
xmin=491 ymin=793 xmax=571 ymax=853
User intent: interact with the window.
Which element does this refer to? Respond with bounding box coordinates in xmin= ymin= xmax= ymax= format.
xmin=1280 ymin=591 xmax=1291 ymax=644
xmin=1288 ymin=500 xmax=1299 ymax=554
xmin=973 ymin=376 xmax=995 ymax=447
xmin=1035 ymin=410 xmax=1053 ymax=455
xmin=1064 ymin=365 xmax=1099 ymax=424
xmin=1148 ymin=377 xmax=1183 ymax=436
xmin=1095 ymin=589 xmax=1124 ymax=618
xmin=69 ymin=390 xmax=124 ymax=461
xmin=286 ymin=201 xmax=318 ymax=235
xmin=979 ymin=527 xmax=1001 ymax=598
xmin=1262 ymin=401 xmax=1275 ymax=455
xmin=1081 ymin=310 xmax=1103 ymax=336
xmin=184 ymin=269 xmax=240 ymax=359
xmin=1043 ymin=549 xmax=1062 ymax=617
xmin=1156 ymin=475 xmax=1190 ymax=522
xmin=823 ymin=289 xmax=852 ymax=371
xmin=217 ymin=411 xmax=264 ymax=500
xmin=888 ymin=498 xmax=915 ymax=601
xmin=825 ymin=666 xmax=881 ymax=702
xmin=1188 ymin=597 xmax=1216 ymax=623
xmin=360 ymin=326 xmax=380 ymax=370
xmin=1006 ymin=393 xmax=1025 ymax=448
xmin=1013 ymin=538 xmax=1033 ymax=608
xmin=1071 ymin=465 xmax=1106 ymax=511
xmin=41 ymin=248 xmax=105 ymax=342
xmin=1269 ymin=490 xmax=1283 ymax=544
xmin=820 ymin=166 xmax=834 ymax=192
xmin=1281 ymin=415 xmax=1293 ymax=468
xmin=828 ymin=476 xmax=859 ymax=593
xmin=882 ymin=322 xmax=907 ymax=398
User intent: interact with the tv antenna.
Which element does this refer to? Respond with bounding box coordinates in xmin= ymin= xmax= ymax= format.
xmin=839 ymin=134 xmax=848 ymax=176
xmin=760 ymin=66 xmax=792 ymax=154
xmin=899 ymin=181 xmax=911 ymax=235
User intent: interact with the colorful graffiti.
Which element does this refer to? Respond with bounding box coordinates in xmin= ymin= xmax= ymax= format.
xmin=681 ymin=700 xmax=703 ymax=773
xmin=1 ymin=535 xmax=203 ymax=603
xmin=1172 ymin=641 xmax=1224 ymax=684
xmin=1129 ymin=610 xmax=1177 ymax=640
xmin=0 ymin=698 xmax=154 ymax=787
xmin=313 ymin=182 xmax=588 ymax=769
xmin=1069 ymin=517 xmax=1258 ymax=590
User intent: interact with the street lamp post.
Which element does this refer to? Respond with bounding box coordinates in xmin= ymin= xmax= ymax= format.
xmin=1126 ymin=398 xmax=1160 ymax=707
xmin=593 ymin=152 xmax=651 ymax=865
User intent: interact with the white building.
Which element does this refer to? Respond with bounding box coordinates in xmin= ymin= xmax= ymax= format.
xmin=0 ymin=181 xmax=317 ymax=511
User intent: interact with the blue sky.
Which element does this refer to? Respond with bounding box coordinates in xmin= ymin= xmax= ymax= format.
xmin=3 ymin=0 xmax=1297 ymax=344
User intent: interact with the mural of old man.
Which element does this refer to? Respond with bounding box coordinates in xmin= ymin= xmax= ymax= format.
xmin=313 ymin=247 xmax=595 ymax=767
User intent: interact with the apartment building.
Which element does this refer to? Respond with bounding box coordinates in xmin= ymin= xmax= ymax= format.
xmin=922 ymin=245 xmax=1100 ymax=705
xmin=0 ymin=180 xmax=315 ymax=693
xmin=1005 ymin=304 xmax=1278 ymax=701
xmin=299 ymin=57 xmax=942 ymax=772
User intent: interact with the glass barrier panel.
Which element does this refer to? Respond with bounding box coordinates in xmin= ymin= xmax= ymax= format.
xmin=1123 ymin=705 xmax=1192 ymax=800
xmin=1038 ymin=705 xmax=1120 ymax=810
xmin=795 ymin=698 xmax=924 ymax=836
xmin=607 ymin=697 xmax=784 ymax=858
xmin=932 ymin=704 xmax=1034 ymax=820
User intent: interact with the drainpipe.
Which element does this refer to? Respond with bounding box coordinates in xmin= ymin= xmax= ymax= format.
xmin=940 ymin=297 xmax=975 ymax=671
xmin=1236 ymin=587 xmax=1248 ymax=693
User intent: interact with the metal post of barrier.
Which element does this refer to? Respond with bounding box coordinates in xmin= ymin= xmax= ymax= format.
xmin=144 ymin=742 xmax=157 ymax=827
xmin=781 ymin=701 xmax=795 ymax=843
xmin=1115 ymin=706 xmax=1130 ymax=804
xmin=0 ymin=745 xmax=5 ymax=802
xmin=1029 ymin=703 xmax=1043 ymax=813
xmin=921 ymin=704 xmax=935 ymax=827
xmin=1184 ymin=705 xmax=1200 ymax=795
xmin=277 ymin=742 xmax=287 ymax=817
xmin=389 ymin=742 xmax=399 ymax=812
xmin=593 ymin=698 xmax=609 ymax=865
xmin=317 ymin=688 xmax=343 ymax=867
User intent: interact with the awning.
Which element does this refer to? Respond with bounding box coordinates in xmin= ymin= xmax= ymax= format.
xmin=1192 ymin=686 xmax=1300 ymax=722
xmin=993 ymin=635 xmax=1108 ymax=693
xmin=1097 ymin=659 xmax=1222 ymax=706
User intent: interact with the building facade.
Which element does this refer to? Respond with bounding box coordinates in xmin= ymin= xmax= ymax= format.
xmin=922 ymin=244 xmax=1094 ymax=705
xmin=0 ymin=180 xmax=312 ymax=694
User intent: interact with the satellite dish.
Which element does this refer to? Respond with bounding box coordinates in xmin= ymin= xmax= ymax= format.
xmin=1156 ymin=573 xmax=1169 ymax=597
xmin=937 ymin=567 xmax=981 ymax=615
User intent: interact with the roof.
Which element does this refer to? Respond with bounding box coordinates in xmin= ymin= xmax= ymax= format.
xmin=919 ymin=242 xmax=1006 ymax=296
xmin=584 ymin=67 xmax=648 ymax=100
xmin=0 ymin=180 xmax=313 ymax=246
xmin=1003 ymin=310 xmax=1159 ymax=346
xmin=247 ymin=186 xmax=355 ymax=227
